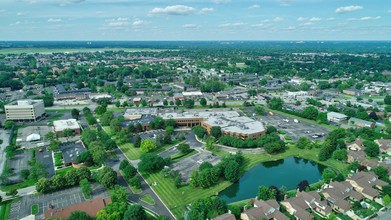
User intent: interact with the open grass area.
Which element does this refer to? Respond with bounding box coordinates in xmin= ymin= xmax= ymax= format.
xmin=170 ymin=150 xmax=198 ymax=164
xmin=1 ymin=179 xmax=36 ymax=192
xmin=48 ymin=114 xmax=64 ymax=122
xmin=107 ymin=108 xmax=126 ymax=112
xmin=0 ymin=200 xmax=12 ymax=220
xmin=31 ymin=204 xmax=39 ymax=215
xmin=119 ymin=140 xmax=181 ymax=161
xmin=0 ymin=47 xmax=161 ymax=55
xmin=45 ymin=109 xmax=72 ymax=112
xmin=140 ymin=194 xmax=155 ymax=205
xmin=54 ymin=152 xmax=64 ymax=166
xmin=55 ymin=166 xmax=99 ymax=175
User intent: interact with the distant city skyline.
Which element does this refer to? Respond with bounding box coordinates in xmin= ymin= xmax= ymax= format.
xmin=1 ymin=0 xmax=390 ymax=41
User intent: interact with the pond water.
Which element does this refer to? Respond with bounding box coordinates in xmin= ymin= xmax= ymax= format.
xmin=219 ymin=157 xmax=327 ymax=203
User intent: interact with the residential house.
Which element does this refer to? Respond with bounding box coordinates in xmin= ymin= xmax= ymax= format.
xmin=173 ymin=83 xmax=193 ymax=90
xmin=348 ymin=118 xmax=375 ymax=129
xmin=213 ymin=211 xmax=236 ymax=220
xmin=374 ymin=138 xmax=391 ymax=154
xmin=321 ymin=181 xmax=363 ymax=213
xmin=347 ymin=139 xmax=365 ymax=151
xmin=346 ymin=172 xmax=388 ymax=200
xmin=347 ymin=150 xmax=367 ymax=164
xmin=281 ymin=191 xmax=331 ymax=219
xmin=241 ymin=199 xmax=289 ymax=220
xmin=343 ymin=89 xmax=361 ymax=96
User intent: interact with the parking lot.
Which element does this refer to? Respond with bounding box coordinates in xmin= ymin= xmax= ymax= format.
xmin=17 ymin=126 xmax=51 ymax=149
xmin=36 ymin=148 xmax=55 ymax=179
xmin=9 ymin=184 xmax=109 ymax=220
xmin=259 ymin=112 xmax=332 ymax=142
xmin=7 ymin=151 xmax=32 ymax=183
xmin=169 ymin=150 xmax=221 ymax=182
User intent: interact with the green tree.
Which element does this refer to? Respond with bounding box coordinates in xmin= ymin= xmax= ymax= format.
xmin=80 ymin=178 xmax=92 ymax=197
xmin=100 ymin=112 xmax=114 ymax=126
xmin=29 ymin=162 xmax=48 ymax=180
xmin=224 ymin=160 xmax=240 ymax=182
xmin=123 ymin=205 xmax=146 ymax=220
xmin=165 ymin=126 xmax=174 ymax=135
xmin=322 ymin=169 xmax=336 ymax=184
xmin=177 ymin=143 xmax=191 ymax=154
xmin=302 ymin=106 xmax=319 ymax=120
xmin=130 ymin=177 xmax=141 ymax=189
xmin=134 ymin=135 xmax=141 ymax=148
xmin=120 ymin=160 xmax=130 ymax=171
xmin=95 ymin=105 xmax=107 ymax=115
xmin=51 ymin=174 xmax=66 ymax=189
xmin=257 ymin=185 xmax=276 ymax=201
xmin=45 ymin=132 xmax=57 ymax=141
xmin=4 ymin=121 xmax=15 ymax=129
xmin=20 ymin=169 xmax=30 ymax=180
xmin=373 ymin=166 xmax=389 ymax=181
xmin=296 ymin=137 xmax=311 ymax=149
xmin=163 ymin=131 xmax=172 ymax=144
xmin=49 ymin=139 xmax=61 ymax=152
xmin=332 ymin=149 xmax=347 ymax=161
xmin=111 ymin=185 xmax=130 ymax=202
xmin=140 ymin=139 xmax=156 ymax=153
xmin=175 ymin=99 xmax=182 ymax=106
xmin=192 ymin=125 xmax=206 ymax=139
xmin=36 ymin=177 xmax=51 ymax=193
xmin=96 ymin=201 xmax=128 ymax=220
xmin=137 ymin=153 xmax=165 ymax=173
xmin=385 ymin=96 xmax=391 ymax=105
xmin=383 ymin=195 xmax=391 ymax=206
xmin=123 ymin=164 xmax=137 ymax=179
xmin=110 ymin=119 xmax=121 ymax=133
xmin=200 ymin=98 xmax=207 ymax=107
xmin=254 ymin=105 xmax=264 ymax=115
xmin=99 ymin=166 xmax=118 ymax=189
xmin=210 ymin=126 xmax=222 ymax=139
xmin=163 ymin=99 xmax=168 ymax=106
xmin=65 ymin=169 xmax=79 ymax=186
xmin=363 ymin=141 xmax=380 ymax=157
xmin=68 ymin=211 xmax=93 ymax=220
xmin=71 ymin=109 xmax=80 ymax=120
xmin=184 ymin=99 xmax=195 ymax=108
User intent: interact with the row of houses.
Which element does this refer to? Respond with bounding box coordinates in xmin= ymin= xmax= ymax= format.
xmin=214 ymin=171 xmax=387 ymax=220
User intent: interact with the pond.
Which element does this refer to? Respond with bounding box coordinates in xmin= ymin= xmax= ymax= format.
xmin=219 ymin=157 xmax=327 ymax=203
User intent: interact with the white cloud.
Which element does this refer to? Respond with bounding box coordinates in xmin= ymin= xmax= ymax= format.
xmin=297 ymin=17 xmax=307 ymax=21
xmin=388 ymin=9 xmax=391 ymax=14
xmin=133 ymin=19 xmax=148 ymax=26
xmin=106 ymin=18 xmax=130 ymax=27
xmin=212 ymin=0 xmax=231 ymax=3
xmin=219 ymin=22 xmax=247 ymax=27
xmin=200 ymin=8 xmax=214 ymax=14
xmin=249 ymin=4 xmax=260 ymax=9
xmin=0 ymin=9 xmax=6 ymax=13
xmin=10 ymin=21 xmax=21 ymax=26
xmin=48 ymin=18 xmax=62 ymax=22
xmin=300 ymin=22 xmax=314 ymax=26
xmin=67 ymin=0 xmax=85 ymax=3
xmin=183 ymin=24 xmax=199 ymax=29
xmin=276 ymin=0 xmax=292 ymax=6
xmin=262 ymin=19 xmax=270 ymax=23
xmin=16 ymin=12 xmax=25 ymax=16
xmin=348 ymin=16 xmax=381 ymax=21
xmin=309 ymin=17 xmax=321 ymax=22
xmin=326 ymin=17 xmax=336 ymax=21
xmin=273 ymin=17 xmax=284 ymax=22
xmin=148 ymin=5 xmax=196 ymax=16
xmin=335 ymin=5 xmax=363 ymax=14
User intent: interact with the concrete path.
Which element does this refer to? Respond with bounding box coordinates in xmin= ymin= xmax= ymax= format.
xmin=107 ymin=148 xmax=176 ymax=220
xmin=0 ymin=185 xmax=36 ymax=200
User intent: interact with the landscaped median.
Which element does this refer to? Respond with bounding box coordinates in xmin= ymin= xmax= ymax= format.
xmin=31 ymin=204 xmax=39 ymax=215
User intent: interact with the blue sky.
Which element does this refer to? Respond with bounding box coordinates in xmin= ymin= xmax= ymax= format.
xmin=1 ymin=0 xmax=390 ymax=41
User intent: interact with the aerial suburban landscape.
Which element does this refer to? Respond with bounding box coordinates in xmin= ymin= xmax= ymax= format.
xmin=1 ymin=1 xmax=391 ymax=220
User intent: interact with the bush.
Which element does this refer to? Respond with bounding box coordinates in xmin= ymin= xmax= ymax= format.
xmin=130 ymin=177 xmax=141 ymax=189
xmin=284 ymin=136 xmax=291 ymax=140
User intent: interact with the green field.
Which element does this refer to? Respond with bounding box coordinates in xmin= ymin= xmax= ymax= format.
xmin=55 ymin=166 xmax=99 ymax=176
xmin=0 ymin=48 xmax=163 ymax=55
xmin=1 ymin=179 xmax=36 ymax=192
xmin=140 ymin=194 xmax=155 ymax=205
xmin=31 ymin=204 xmax=39 ymax=215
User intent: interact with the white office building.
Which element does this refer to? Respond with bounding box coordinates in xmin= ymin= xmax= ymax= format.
xmin=5 ymin=99 xmax=45 ymax=122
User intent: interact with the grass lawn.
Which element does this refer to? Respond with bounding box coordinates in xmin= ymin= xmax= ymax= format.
xmin=170 ymin=150 xmax=198 ymax=164
xmin=140 ymin=194 xmax=155 ymax=205
xmin=119 ymin=140 xmax=181 ymax=161
xmin=54 ymin=152 xmax=64 ymax=166
xmin=107 ymin=108 xmax=126 ymax=112
xmin=45 ymin=109 xmax=72 ymax=112
xmin=1 ymin=179 xmax=36 ymax=192
xmin=120 ymin=171 xmax=142 ymax=194
xmin=55 ymin=166 xmax=99 ymax=175
xmin=337 ymin=213 xmax=354 ymax=220
xmin=31 ymin=204 xmax=39 ymax=215
xmin=0 ymin=200 xmax=12 ymax=220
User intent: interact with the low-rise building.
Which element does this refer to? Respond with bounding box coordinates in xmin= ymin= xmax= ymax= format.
xmin=45 ymin=197 xmax=111 ymax=219
xmin=321 ymin=181 xmax=363 ymax=213
xmin=327 ymin=112 xmax=348 ymax=122
xmin=241 ymin=199 xmax=288 ymax=220
xmin=60 ymin=142 xmax=87 ymax=167
xmin=213 ymin=211 xmax=236 ymax=220
xmin=346 ymin=171 xmax=387 ymax=200
xmin=53 ymin=119 xmax=81 ymax=135
xmin=374 ymin=138 xmax=391 ymax=154
xmin=348 ymin=117 xmax=375 ymax=129
xmin=173 ymin=83 xmax=193 ymax=90
xmin=182 ymin=91 xmax=203 ymax=99
xmin=343 ymin=89 xmax=361 ymax=96
xmin=5 ymin=99 xmax=45 ymax=122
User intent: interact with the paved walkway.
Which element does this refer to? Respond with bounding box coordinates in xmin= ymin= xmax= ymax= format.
xmin=0 ymin=185 xmax=36 ymax=200
xmin=107 ymin=148 xmax=176 ymax=220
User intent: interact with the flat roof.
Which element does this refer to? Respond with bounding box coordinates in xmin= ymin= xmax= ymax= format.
xmin=327 ymin=112 xmax=348 ymax=119
xmin=53 ymin=119 xmax=80 ymax=132
xmin=60 ymin=142 xmax=87 ymax=163
xmin=124 ymin=108 xmax=157 ymax=117
xmin=349 ymin=117 xmax=374 ymax=125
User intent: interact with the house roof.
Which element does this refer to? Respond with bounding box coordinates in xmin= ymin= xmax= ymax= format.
xmin=60 ymin=142 xmax=87 ymax=163
xmin=212 ymin=213 xmax=236 ymax=220
xmin=349 ymin=117 xmax=374 ymax=126
xmin=44 ymin=197 xmax=111 ymax=219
